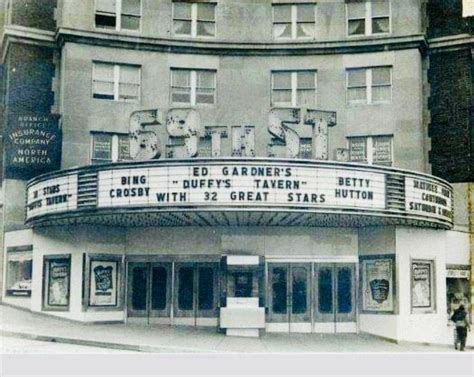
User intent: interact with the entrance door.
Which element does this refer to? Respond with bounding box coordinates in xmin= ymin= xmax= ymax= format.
xmin=314 ymin=263 xmax=356 ymax=333
xmin=127 ymin=262 xmax=172 ymax=323
xmin=267 ymin=263 xmax=311 ymax=332
xmin=173 ymin=262 xmax=219 ymax=326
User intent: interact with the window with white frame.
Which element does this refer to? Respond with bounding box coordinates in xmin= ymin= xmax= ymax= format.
xmin=95 ymin=0 xmax=141 ymax=31
xmin=173 ymin=1 xmax=216 ymax=38
xmin=95 ymin=0 xmax=142 ymax=31
xmin=272 ymin=3 xmax=316 ymax=40
xmin=92 ymin=62 xmax=140 ymax=102
xmin=171 ymin=69 xmax=216 ymax=105
xmin=91 ymin=132 xmax=131 ymax=164
xmin=271 ymin=70 xmax=317 ymax=107
xmin=348 ymin=135 xmax=393 ymax=166
xmin=347 ymin=0 xmax=390 ymax=36
xmin=346 ymin=66 xmax=391 ymax=105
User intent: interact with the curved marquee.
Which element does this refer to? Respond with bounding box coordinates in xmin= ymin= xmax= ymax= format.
xmin=25 ymin=158 xmax=454 ymax=229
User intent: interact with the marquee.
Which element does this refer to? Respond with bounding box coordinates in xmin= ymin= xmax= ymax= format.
xmin=25 ymin=158 xmax=454 ymax=229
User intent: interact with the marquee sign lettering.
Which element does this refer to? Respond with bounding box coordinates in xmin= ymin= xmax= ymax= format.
xmin=405 ymin=176 xmax=453 ymax=223
xmin=97 ymin=163 xmax=386 ymax=210
xmin=26 ymin=174 xmax=78 ymax=219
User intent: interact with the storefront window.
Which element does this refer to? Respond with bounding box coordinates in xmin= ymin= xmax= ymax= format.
xmin=6 ymin=250 xmax=32 ymax=296
xmin=43 ymin=255 xmax=71 ymax=310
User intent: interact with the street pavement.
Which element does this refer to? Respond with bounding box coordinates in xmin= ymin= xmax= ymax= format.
xmin=0 ymin=304 xmax=470 ymax=353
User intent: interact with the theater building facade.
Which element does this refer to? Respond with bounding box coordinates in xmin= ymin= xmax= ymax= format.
xmin=1 ymin=0 xmax=471 ymax=343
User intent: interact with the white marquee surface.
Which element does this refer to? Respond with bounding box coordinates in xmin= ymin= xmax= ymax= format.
xmin=25 ymin=158 xmax=454 ymax=229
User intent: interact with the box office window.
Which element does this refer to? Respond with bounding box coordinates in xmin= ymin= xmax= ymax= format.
xmin=91 ymin=132 xmax=131 ymax=164
xmin=171 ymin=68 xmax=216 ymax=106
xmin=95 ymin=0 xmax=141 ymax=31
xmin=173 ymin=1 xmax=216 ymax=38
xmin=348 ymin=135 xmax=393 ymax=166
xmin=273 ymin=3 xmax=316 ymax=40
xmin=411 ymin=260 xmax=436 ymax=313
xmin=347 ymin=66 xmax=392 ymax=105
xmin=347 ymin=0 xmax=390 ymax=36
xmin=6 ymin=250 xmax=32 ymax=297
xmin=88 ymin=257 xmax=121 ymax=308
xmin=92 ymin=62 xmax=141 ymax=102
xmin=43 ymin=256 xmax=71 ymax=310
xmin=271 ymin=70 xmax=317 ymax=107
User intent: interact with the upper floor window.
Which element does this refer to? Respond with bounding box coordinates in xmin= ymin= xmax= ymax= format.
xmin=272 ymin=3 xmax=316 ymax=40
xmin=346 ymin=66 xmax=391 ymax=105
xmin=92 ymin=62 xmax=141 ymax=102
xmin=347 ymin=0 xmax=390 ymax=36
xmin=271 ymin=70 xmax=317 ymax=107
xmin=173 ymin=1 xmax=216 ymax=38
xmin=95 ymin=0 xmax=141 ymax=31
xmin=91 ymin=132 xmax=131 ymax=164
xmin=171 ymin=68 xmax=216 ymax=106
xmin=348 ymin=135 xmax=393 ymax=166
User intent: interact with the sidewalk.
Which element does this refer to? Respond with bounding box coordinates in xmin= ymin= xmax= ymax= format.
xmin=0 ymin=305 xmax=469 ymax=353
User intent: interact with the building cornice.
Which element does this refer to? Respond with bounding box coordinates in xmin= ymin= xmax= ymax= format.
xmin=1 ymin=25 xmax=56 ymax=63
xmin=56 ymin=28 xmax=427 ymax=56
xmin=428 ymin=33 xmax=474 ymax=54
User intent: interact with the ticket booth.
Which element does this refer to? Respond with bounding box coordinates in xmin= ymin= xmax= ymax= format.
xmin=219 ymin=255 xmax=265 ymax=337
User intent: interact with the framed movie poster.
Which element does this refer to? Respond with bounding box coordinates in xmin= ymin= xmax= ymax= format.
xmin=360 ymin=255 xmax=395 ymax=313
xmin=43 ymin=255 xmax=71 ymax=309
xmin=411 ymin=260 xmax=435 ymax=311
xmin=89 ymin=260 xmax=119 ymax=307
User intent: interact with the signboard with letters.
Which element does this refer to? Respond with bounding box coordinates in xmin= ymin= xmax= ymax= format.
xmin=5 ymin=113 xmax=62 ymax=179
xmin=26 ymin=174 xmax=78 ymax=220
xmin=361 ymin=256 xmax=394 ymax=312
xmin=96 ymin=164 xmax=387 ymax=211
xmin=405 ymin=176 xmax=453 ymax=223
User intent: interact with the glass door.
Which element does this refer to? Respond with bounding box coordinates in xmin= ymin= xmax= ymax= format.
xmin=267 ymin=263 xmax=311 ymax=332
xmin=127 ymin=262 xmax=171 ymax=321
xmin=173 ymin=262 xmax=219 ymax=325
xmin=314 ymin=263 xmax=356 ymax=333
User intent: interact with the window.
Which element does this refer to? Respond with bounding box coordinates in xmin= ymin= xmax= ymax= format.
xmin=171 ymin=69 xmax=216 ymax=105
xmin=92 ymin=62 xmax=140 ymax=102
xmin=91 ymin=132 xmax=131 ymax=164
xmin=6 ymin=249 xmax=33 ymax=297
xmin=273 ymin=3 xmax=316 ymax=39
xmin=271 ymin=70 xmax=317 ymax=107
xmin=347 ymin=0 xmax=390 ymax=36
xmin=95 ymin=0 xmax=141 ymax=31
xmin=348 ymin=135 xmax=393 ymax=166
xmin=173 ymin=1 xmax=216 ymax=38
xmin=346 ymin=66 xmax=391 ymax=105
xmin=43 ymin=255 xmax=71 ymax=310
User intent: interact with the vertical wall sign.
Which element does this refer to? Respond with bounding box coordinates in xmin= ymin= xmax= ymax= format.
xmin=5 ymin=113 xmax=62 ymax=179
xmin=361 ymin=255 xmax=395 ymax=313
xmin=89 ymin=260 xmax=119 ymax=307
xmin=46 ymin=257 xmax=70 ymax=307
xmin=411 ymin=260 xmax=434 ymax=310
